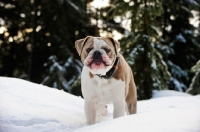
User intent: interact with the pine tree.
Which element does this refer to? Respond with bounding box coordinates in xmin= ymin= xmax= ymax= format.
xmin=108 ymin=0 xmax=170 ymax=99
xmin=186 ymin=60 xmax=200 ymax=95
xmin=160 ymin=0 xmax=200 ymax=91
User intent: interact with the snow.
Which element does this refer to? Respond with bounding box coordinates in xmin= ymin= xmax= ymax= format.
xmin=151 ymin=59 xmax=157 ymax=69
xmin=176 ymin=33 xmax=186 ymax=43
xmin=0 ymin=77 xmax=200 ymax=132
xmin=152 ymin=90 xmax=192 ymax=98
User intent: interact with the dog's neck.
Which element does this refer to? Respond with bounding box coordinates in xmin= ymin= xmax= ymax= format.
xmin=96 ymin=57 xmax=120 ymax=79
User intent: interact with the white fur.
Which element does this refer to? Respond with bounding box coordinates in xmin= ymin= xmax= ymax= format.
xmin=81 ymin=66 xmax=126 ymax=124
xmin=93 ymin=37 xmax=108 ymax=48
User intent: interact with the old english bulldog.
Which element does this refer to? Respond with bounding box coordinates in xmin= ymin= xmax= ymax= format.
xmin=75 ymin=36 xmax=137 ymax=124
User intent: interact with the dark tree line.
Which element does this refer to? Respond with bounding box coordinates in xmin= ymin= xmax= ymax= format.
xmin=0 ymin=0 xmax=95 ymax=87
xmin=0 ymin=0 xmax=200 ymax=99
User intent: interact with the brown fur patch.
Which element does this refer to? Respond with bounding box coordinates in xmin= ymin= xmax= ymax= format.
xmin=112 ymin=54 xmax=128 ymax=81
xmin=113 ymin=54 xmax=137 ymax=114
xmin=80 ymin=37 xmax=94 ymax=63
xmin=75 ymin=36 xmax=92 ymax=56
xmin=89 ymin=72 xmax=94 ymax=78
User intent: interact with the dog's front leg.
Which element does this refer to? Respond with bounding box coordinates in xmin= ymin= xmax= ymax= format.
xmin=84 ymin=100 xmax=96 ymax=124
xmin=113 ymin=101 xmax=125 ymax=118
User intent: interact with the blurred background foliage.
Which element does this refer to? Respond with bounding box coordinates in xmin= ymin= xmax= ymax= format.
xmin=0 ymin=0 xmax=200 ymax=100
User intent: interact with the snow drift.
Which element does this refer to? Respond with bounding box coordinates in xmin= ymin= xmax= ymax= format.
xmin=0 ymin=77 xmax=200 ymax=132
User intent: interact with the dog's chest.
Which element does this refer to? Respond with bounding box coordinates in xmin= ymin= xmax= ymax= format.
xmin=84 ymin=75 xmax=125 ymax=104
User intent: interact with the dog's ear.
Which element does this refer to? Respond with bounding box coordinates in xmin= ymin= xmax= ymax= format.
xmin=75 ymin=36 xmax=91 ymax=56
xmin=107 ymin=37 xmax=120 ymax=54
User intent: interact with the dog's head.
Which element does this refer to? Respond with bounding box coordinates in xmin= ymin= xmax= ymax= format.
xmin=75 ymin=36 xmax=120 ymax=75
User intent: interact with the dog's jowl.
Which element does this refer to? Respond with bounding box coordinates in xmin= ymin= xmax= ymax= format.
xmin=75 ymin=36 xmax=137 ymax=125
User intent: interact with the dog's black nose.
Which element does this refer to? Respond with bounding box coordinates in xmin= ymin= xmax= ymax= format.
xmin=93 ymin=51 xmax=101 ymax=59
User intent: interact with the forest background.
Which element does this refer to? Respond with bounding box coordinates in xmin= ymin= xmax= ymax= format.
xmin=0 ymin=0 xmax=200 ymax=100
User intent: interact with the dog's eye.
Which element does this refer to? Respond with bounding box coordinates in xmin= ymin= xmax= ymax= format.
xmin=86 ymin=48 xmax=92 ymax=53
xmin=103 ymin=48 xmax=110 ymax=53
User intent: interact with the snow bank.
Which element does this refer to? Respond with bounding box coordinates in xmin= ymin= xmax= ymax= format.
xmin=75 ymin=109 xmax=200 ymax=132
xmin=0 ymin=77 xmax=200 ymax=132
xmin=0 ymin=77 xmax=86 ymax=132
xmin=152 ymin=90 xmax=192 ymax=98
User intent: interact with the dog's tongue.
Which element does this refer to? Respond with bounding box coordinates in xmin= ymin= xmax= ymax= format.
xmin=91 ymin=62 xmax=105 ymax=69
xmin=93 ymin=61 xmax=101 ymax=66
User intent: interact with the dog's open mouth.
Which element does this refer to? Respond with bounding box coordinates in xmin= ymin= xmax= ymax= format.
xmin=88 ymin=59 xmax=109 ymax=69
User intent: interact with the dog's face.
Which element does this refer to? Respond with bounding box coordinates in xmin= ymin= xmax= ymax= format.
xmin=75 ymin=36 xmax=120 ymax=75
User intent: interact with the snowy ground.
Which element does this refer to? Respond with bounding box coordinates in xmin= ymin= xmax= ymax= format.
xmin=0 ymin=77 xmax=200 ymax=132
